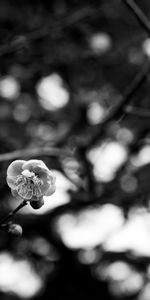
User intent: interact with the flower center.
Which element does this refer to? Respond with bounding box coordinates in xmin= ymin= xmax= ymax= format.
xmin=16 ymin=170 xmax=42 ymax=199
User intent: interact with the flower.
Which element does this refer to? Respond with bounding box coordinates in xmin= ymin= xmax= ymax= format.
xmin=6 ymin=160 xmax=56 ymax=203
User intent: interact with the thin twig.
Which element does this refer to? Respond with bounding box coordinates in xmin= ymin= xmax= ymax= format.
xmin=0 ymin=1 xmax=122 ymax=58
xmin=87 ymin=62 xmax=149 ymax=148
xmin=125 ymin=105 xmax=150 ymax=118
xmin=0 ymin=200 xmax=28 ymax=226
xmin=112 ymin=63 xmax=149 ymax=120
xmin=0 ymin=147 xmax=74 ymax=163
xmin=123 ymin=0 xmax=150 ymax=35
xmin=0 ymin=5 xmax=99 ymax=57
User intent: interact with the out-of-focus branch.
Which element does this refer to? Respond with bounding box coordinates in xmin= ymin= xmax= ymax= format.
xmin=123 ymin=0 xmax=150 ymax=35
xmin=0 ymin=147 xmax=74 ymax=162
xmin=125 ymin=105 xmax=150 ymax=118
xmin=0 ymin=5 xmax=98 ymax=57
xmin=0 ymin=1 xmax=122 ymax=58
xmin=87 ymin=62 xmax=149 ymax=148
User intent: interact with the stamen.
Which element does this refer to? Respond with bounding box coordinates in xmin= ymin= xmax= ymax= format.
xmin=22 ymin=170 xmax=35 ymax=178
xmin=15 ymin=174 xmax=42 ymax=199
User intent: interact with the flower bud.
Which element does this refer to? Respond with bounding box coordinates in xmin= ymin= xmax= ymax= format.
xmin=30 ymin=198 xmax=44 ymax=209
xmin=8 ymin=224 xmax=23 ymax=237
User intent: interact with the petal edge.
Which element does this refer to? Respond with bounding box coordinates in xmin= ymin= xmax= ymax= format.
xmin=7 ymin=160 xmax=25 ymax=177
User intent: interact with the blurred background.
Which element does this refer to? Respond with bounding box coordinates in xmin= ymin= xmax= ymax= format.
xmin=0 ymin=0 xmax=150 ymax=299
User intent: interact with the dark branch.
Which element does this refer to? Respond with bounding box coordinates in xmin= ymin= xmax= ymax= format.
xmin=123 ymin=0 xmax=150 ymax=35
xmin=87 ymin=62 xmax=149 ymax=148
xmin=0 ymin=200 xmax=28 ymax=226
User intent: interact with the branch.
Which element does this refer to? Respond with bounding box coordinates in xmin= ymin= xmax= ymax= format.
xmin=87 ymin=62 xmax=149 ymax=148
xmin=0 ymin=6 xmax=98 ymax=57
xmin=123 ymin=0 xmax=150 ymax=35
xmin=0 ymin=200 xmax=28 ymax=226
xmin=125 ymin=105 xmax=150 ymax=118
xmin=112 ymin=63 xmax=149 ymax=119
xmin=0 ymin=147 xmax=74 ymax=163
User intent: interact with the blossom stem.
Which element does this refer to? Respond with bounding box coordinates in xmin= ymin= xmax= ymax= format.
xmin=0 ymin=200 xmax=28 ymax=227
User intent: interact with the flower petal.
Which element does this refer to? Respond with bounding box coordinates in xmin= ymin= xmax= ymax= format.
xmin=7 ymin=160 xmax=25 ymax=177
xmin=6 ymin=176 xmax=17 ymax=189
xmin=11 ymin=189 xmax=23 ymax=200
xmin=44 ymin=183 xmax=56 ymax=196
xmin=37 ymin=169 xmax=56 ymax=194
xmin=22 ymin=160 xmax=48 ymax=172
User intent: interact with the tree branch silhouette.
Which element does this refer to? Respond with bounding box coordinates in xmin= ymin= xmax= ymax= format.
xmin=123 ymin=0 xmax=150 ymax=35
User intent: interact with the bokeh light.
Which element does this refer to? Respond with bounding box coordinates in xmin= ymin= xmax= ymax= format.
xmin=120 ymin=174 xmax=138 ymax=193
xmin=87 ymin=102 xmax=106 ymax=125
xmin=37 ymin=73 xmax=69 ymax=111
xmin=94 ymin=261 xmax=143 ymax=297
xmin=104 ymin=208 xmax=150 ymax=256
xmin=128 ymin=48 xmax=145 ymax=65
xmin=132 ymin=145 xmax=150 ymax=167
xmin=78 ymin=248 xmax=100 ymax=265
xmin=0 ymin=252 xmax=42 ymax=298
xmin=88 ymin=141 xmax=127 ymax=182
xmin=30 ymin=237 xmax=59 ymax=261
xmin=0 ymin=76 xmax=20 ymax=100
xmin=13 ymin=103 xmax=31 ymax=123
xmin=142 ymin=38 xmax=150 ymax=57
xmin=116 ymin=127 xmax=134 ymax=145
xmin=139 ymin=283 xmax=150 ymax=300
xmin=89 ymin=32 xmax=112 ymax=55
xmin=55 ymin=204 xmax=124 ymax=249
xmin=108 ymin=270 xmax=143 ymax=297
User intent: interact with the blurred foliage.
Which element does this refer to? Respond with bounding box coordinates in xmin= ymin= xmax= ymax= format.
xmin=1 ymin=0 xmax=150 ymax=300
